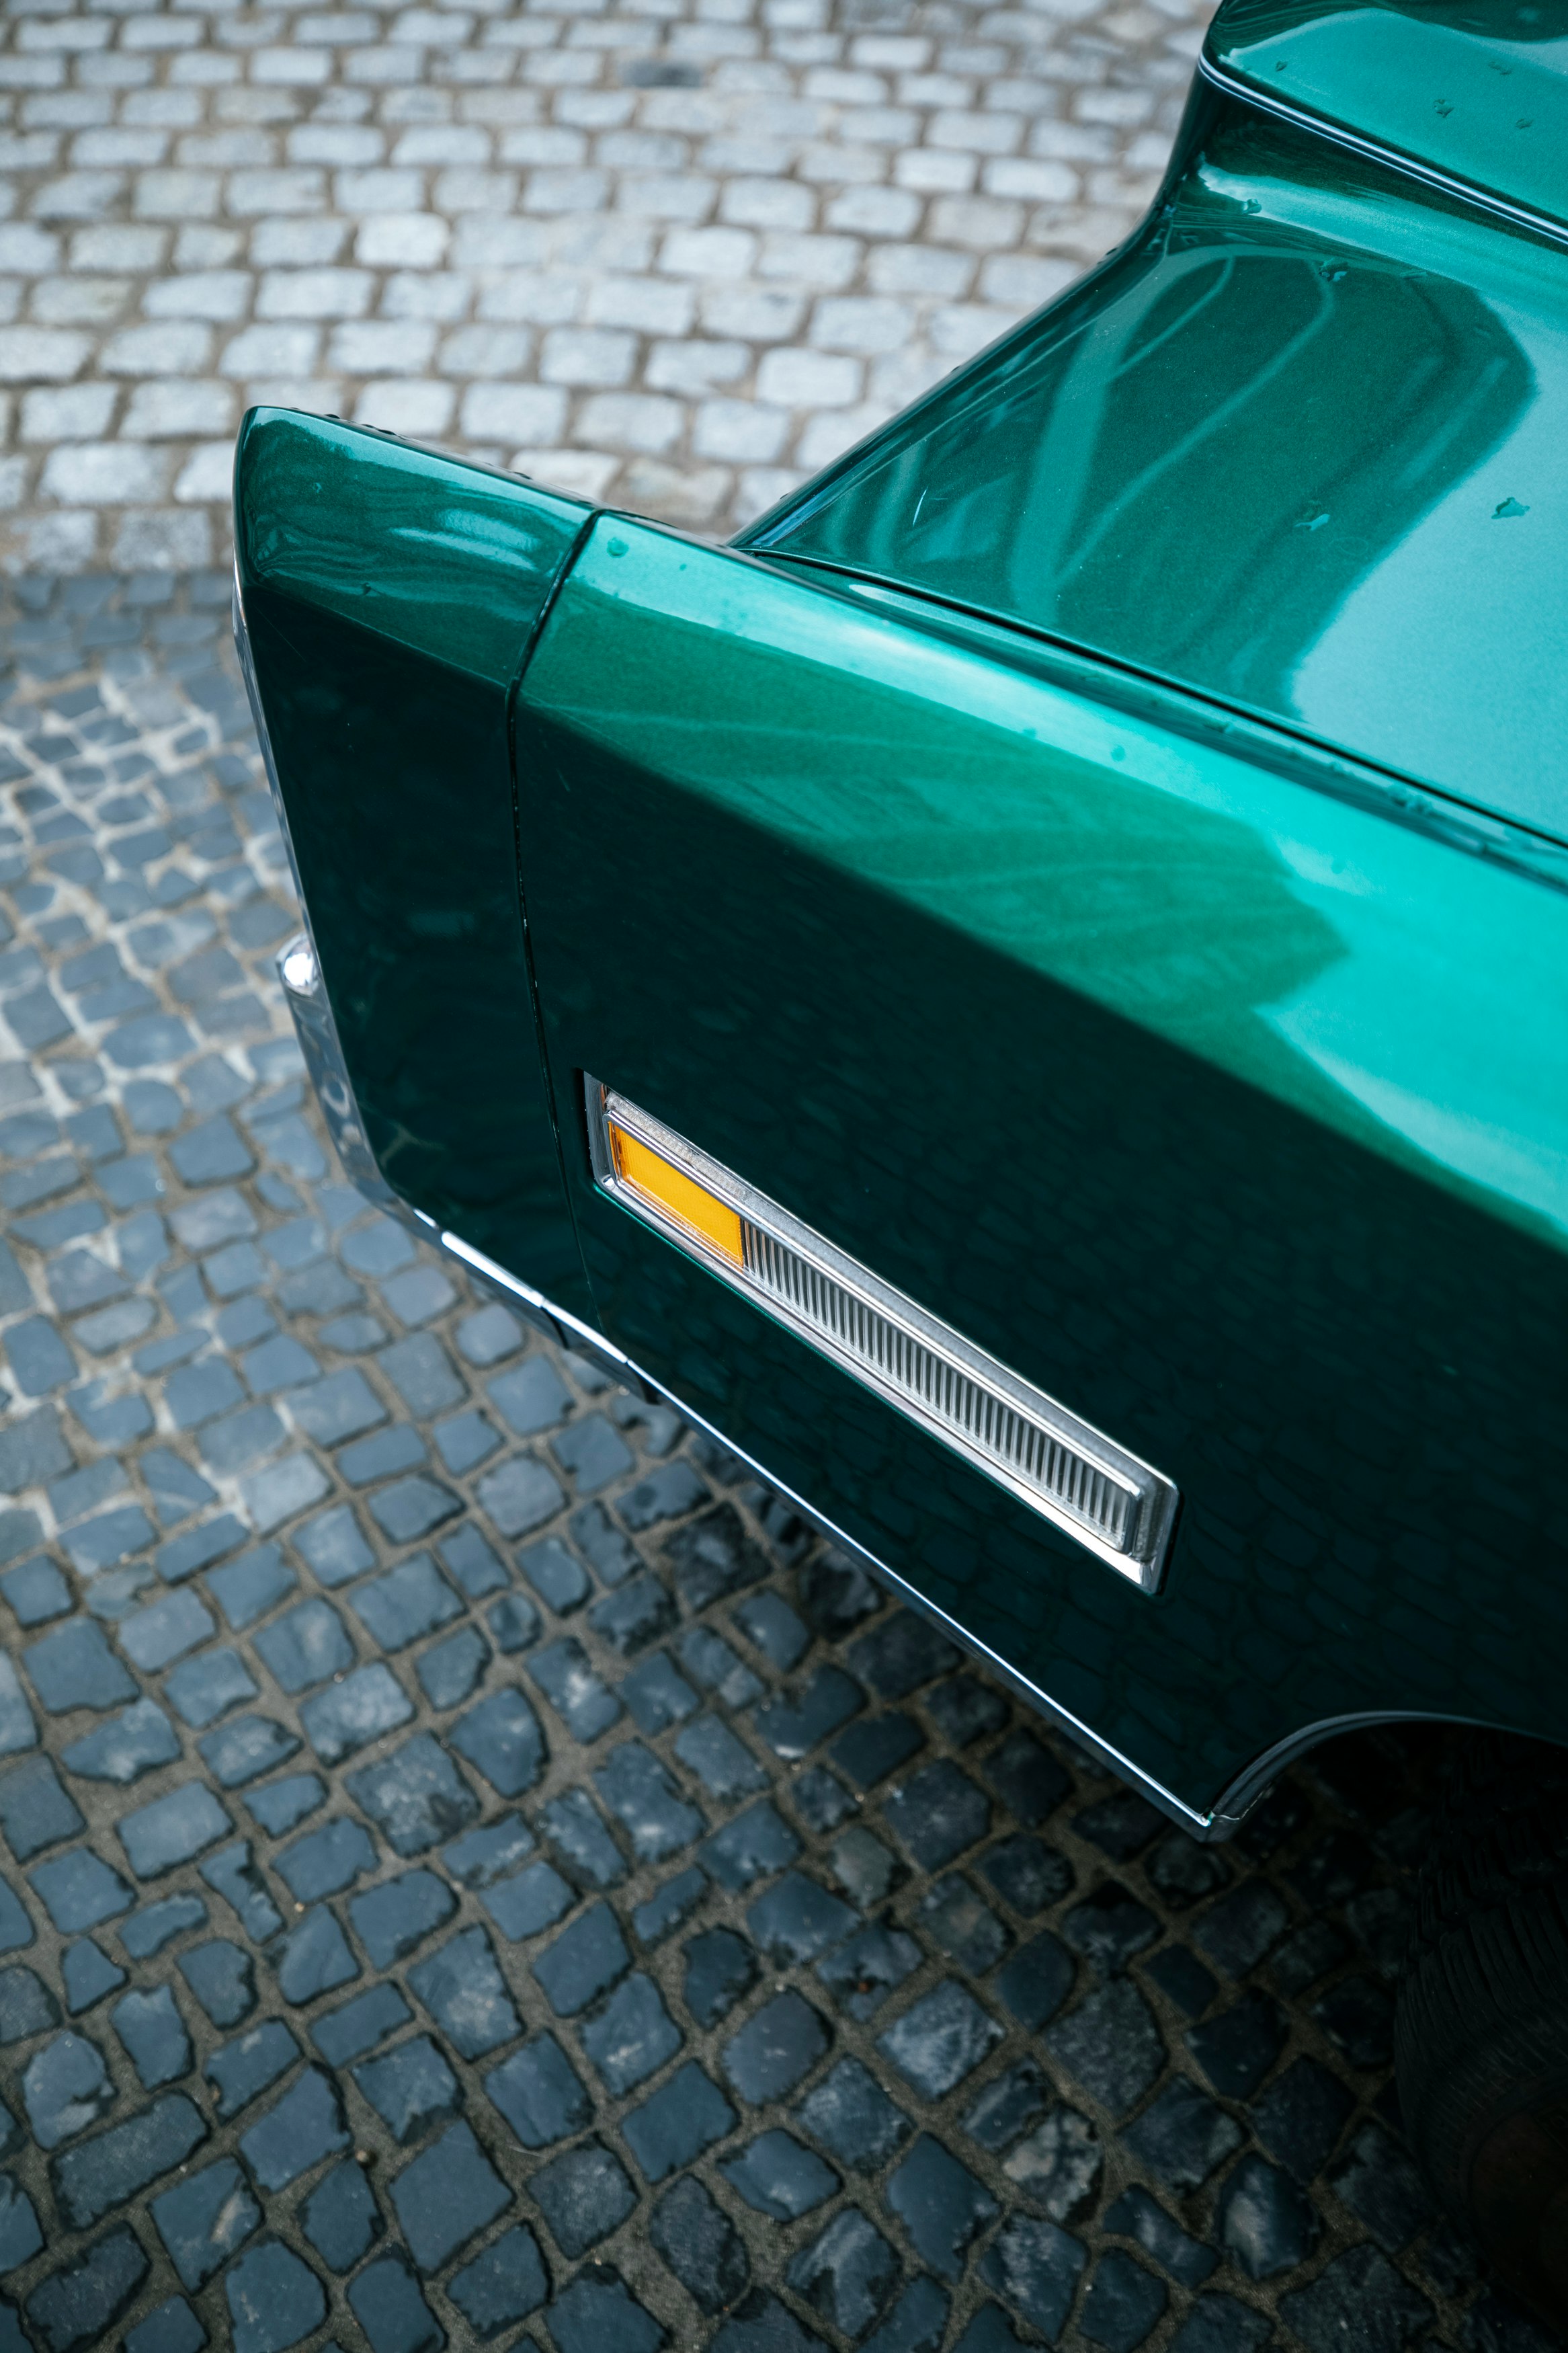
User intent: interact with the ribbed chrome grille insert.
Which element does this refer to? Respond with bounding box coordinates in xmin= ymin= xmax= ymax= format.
xmin=585 ymin=1080 xmax=1178 ymax=1590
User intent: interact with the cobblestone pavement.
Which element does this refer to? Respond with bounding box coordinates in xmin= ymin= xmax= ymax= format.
xmin=0 ymin=580 xmax=1546 ymax=2353
xmin=0 ymin=0 xmax=1209 ymax=571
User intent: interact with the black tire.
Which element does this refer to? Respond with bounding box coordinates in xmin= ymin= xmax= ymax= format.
xmin=1395 ymin=1730 xmax=1568 ymax=2334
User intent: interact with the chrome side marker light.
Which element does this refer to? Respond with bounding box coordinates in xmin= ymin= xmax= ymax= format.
xmin=585 ymin=1081 xmax=1179 ymax=1591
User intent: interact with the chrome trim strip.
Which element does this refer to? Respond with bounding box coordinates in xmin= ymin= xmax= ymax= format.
xmin=617 ymin=1395 xmax=1215 ymax=1834
xmin=419 ymin=1226 xmax=1488 ymax=1843
xmin=444 ymin=1247 xmax=1217 ymax=1835
xmin=585 ymin=1078 xmax=1180 ymax=1592
xmin=1197 ymin=53 xmax=1568 ymax=252
xmin=438 ymin=1230 xmax=636 ymax=1386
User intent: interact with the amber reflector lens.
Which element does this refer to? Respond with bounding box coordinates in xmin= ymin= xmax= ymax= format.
xmin=610 ymin=1120 xmax=745 ymax=1267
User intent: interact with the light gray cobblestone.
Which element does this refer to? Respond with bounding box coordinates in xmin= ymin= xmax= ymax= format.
xmin=2 ymin=0 xmax=1208 ymax=565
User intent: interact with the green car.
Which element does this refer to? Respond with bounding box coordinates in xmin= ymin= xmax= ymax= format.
xmin=235 ymin=0 xmax=1568 ymax=2316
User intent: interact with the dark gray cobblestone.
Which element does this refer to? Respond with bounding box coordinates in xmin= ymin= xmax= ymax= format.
xmin=0 ymin=573 xmax=1544 ymax=2353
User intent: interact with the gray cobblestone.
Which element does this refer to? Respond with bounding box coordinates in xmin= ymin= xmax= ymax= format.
xmin=1 ymin=0 xmax=1206 ymax=563
xmin=0 ymin=0 xmax=1522 ymax=2323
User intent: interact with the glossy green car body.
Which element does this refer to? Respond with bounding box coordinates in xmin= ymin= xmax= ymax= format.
xmin=235 ymin=0 xmax=1568 ymax=1837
